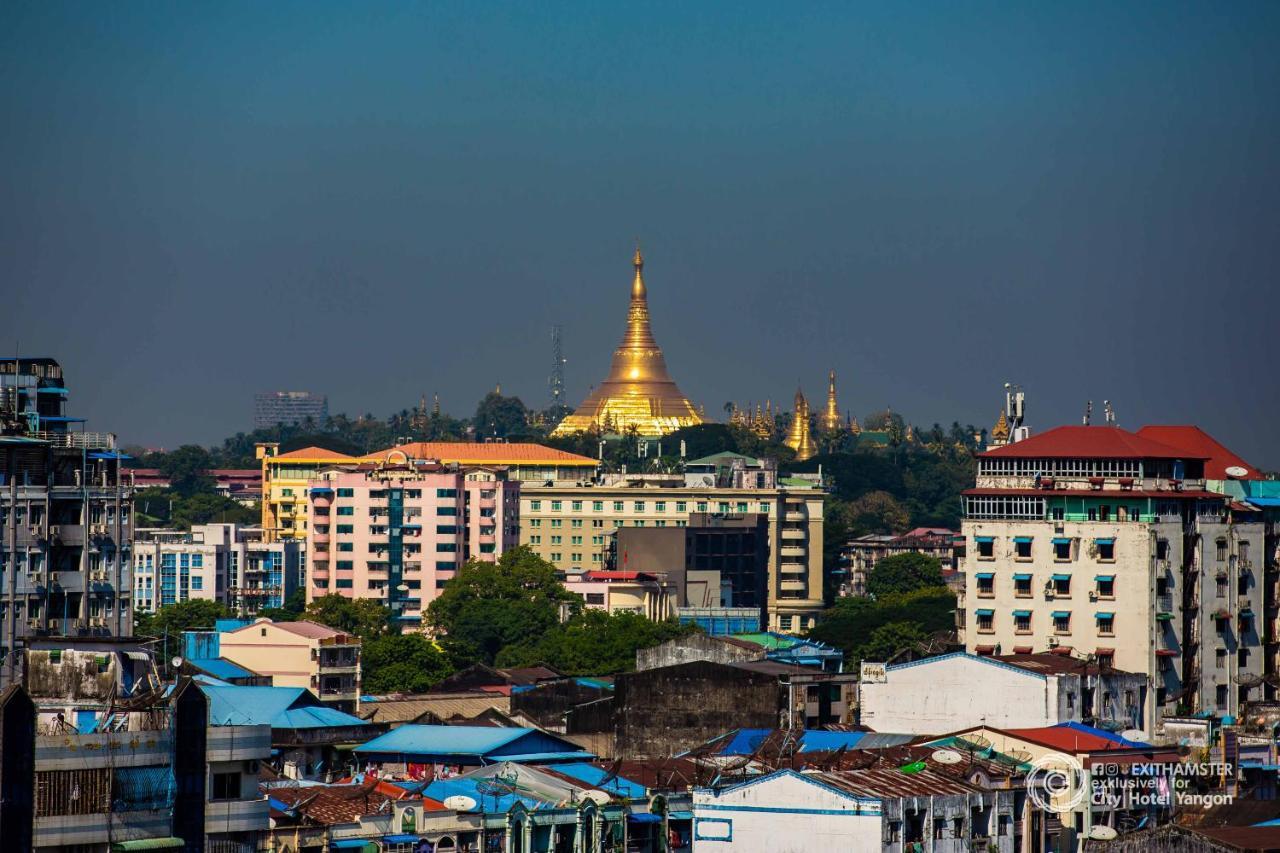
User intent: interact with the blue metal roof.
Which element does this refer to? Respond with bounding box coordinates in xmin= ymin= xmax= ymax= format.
xmin=353 ymin=725 xmax=587 ymax=763
xmin=408 ymin=777 xmax=539 ymax=812
xmin=709 ymin=728 xmax=888 ymax=756
xmin=1054 ymin=722 xmax=1149 ymax=748
xmin=190 ymin=657 xmax=256 ymax=680
xmin=548 ymin=762 xmax=646 ymax=798
xmin=201 ymin=685 xmax=368 ymax=729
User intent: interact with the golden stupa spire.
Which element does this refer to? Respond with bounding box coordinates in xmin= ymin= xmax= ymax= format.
xmin=821 ymin=369 xmax=842 ymax=432
xmin=432 ymin=393 xmax=440 ymax=417
xmin=848 ymin=410 xmax=861 ymax=435
xmin=784 ymin=387 xmax=816 ymax=461
xmin=991 ymin=409 xmax=1010 ymax=444
xmin=551 ymin=248 xmax=704 ymax=437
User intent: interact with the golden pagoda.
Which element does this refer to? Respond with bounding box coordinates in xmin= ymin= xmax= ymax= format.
xmin=551 ymin=249 xmax=704 ymax=437
xmin=820 ymin=369 xmax=842 ymax=432
xmin=989 ymin=409 xmax=1010 ymax=447
xmin=848 ymin=411 xmax=861 ymax=435
xmin=784 ymin=388 xmax=816 ymax=461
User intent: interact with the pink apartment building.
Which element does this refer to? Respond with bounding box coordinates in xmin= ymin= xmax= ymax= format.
xmin=306 ymin=463 xmax=519 ymax=627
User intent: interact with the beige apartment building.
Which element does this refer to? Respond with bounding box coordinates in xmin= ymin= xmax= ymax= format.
xmin=521 ymin=453 xmax=825 ymax=633
xmin=960 ymin=423 xmax=1266 ymax=732
xmin=218 ymin=619 xmax=362 ymax=713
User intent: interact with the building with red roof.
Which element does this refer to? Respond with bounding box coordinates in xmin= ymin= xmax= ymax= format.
xmin=960 ymin=415 xmax=1266 ymax=735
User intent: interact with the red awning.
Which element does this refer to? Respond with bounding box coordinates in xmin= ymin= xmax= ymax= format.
xmin=975 ymin=645 xmax=997 ymax=655
xmin=1048 ymin=646 xmax=1074 ymax=656
xmin=1013 ymin=646 xmax=1033 ymax=654
xmin=1155 ymin=649 xmax=1179 ymax=657
xmin=1095 ymin=648 xmax=1116 ymax=656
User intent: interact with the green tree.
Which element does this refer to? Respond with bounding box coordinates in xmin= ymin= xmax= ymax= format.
xmin=473 ymin=392 xmax=531 ymax=439
xmin=848 ymin=490 xmax=910 ymax=534
xmin=135 ymin=599 xmax=230 ymax=641
xmin=858 ymin=621 xmax=927 ymax=661
xmin=257 ymin=588 xmax=307 ymax=622
xmin=808 ymin=586 xmax=956 ymax=664
xmin=496 ymin=610 xmax=698 ymax=676
xmin=867 ymin=552 xmax=945 ymax=598
xmin=304 ymin=594 xmax=393 ymax=640
xmin=361 ymin=633 xmax=455 ymax=694
xmin=427 ymin=547 xmax=580 ymax=666
xmin=159 ymin=445 xmax=216 ymax=496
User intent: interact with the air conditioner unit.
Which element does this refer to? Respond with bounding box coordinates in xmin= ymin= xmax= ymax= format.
xmin=246 ymin=760 xmax=260 ymax=773
xmin=1089 ymin=592 xmax=1099 ymax=602
xmin=1048 ymin=637 xmax=1060 ymax=648
xmin=26 ymin=619 xmax=40 ymax=630
xmin=28 ymin=526 xmax=42 ymax=539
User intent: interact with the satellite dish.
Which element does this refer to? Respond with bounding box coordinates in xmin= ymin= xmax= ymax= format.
xmin=1090 ymin=826 xmax=1118 ymax=840
xmin=1006 ymin=749 xmax=1034 ymax=764
xmin=931 ymin=749 xmax=962 ymax=765
xmin=1121 ymin=729 xmax=1146 ymax=742
xmin=581 ymin=790 xmax=611 ymax=805
xmin=443 ymin=795 xmax=477 ymax=812
xmin=1225 ymin=466 xmax=1248 ymax=479
xmin=171 ymin=657 xmax=184 ymax=669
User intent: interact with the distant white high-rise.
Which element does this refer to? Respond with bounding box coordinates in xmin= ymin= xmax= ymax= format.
xmin=253 ymin=390 xmax=328 ymax=430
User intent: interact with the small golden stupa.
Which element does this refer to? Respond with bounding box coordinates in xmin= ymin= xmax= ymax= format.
xmin=784 ymin=388 xmax=816 ymax=461
xmin=820 ymin=369 xmax=842 ymax=432
xmin=551 ymin=249 xmax=704 ymax=437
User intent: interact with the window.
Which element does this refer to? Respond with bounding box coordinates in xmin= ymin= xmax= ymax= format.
xmin=976 ymin=612 xmax=994 ymax=632
xmin=718 ymin=502 xmax=730 ymax=513
xmin=1096 ymin=540 xmax=1115 ymax=562
xmin=737 ymin=502 xmax=748 ymax=513
xmin=634 ymin=520 xmax=645 ymax=527
xmin=437 ymin=488 xmax=457 ymax=498
xmin=634 ymin=501 xmax=645 ymax=513
xmin=550 ymin=519 xmax=562 ymax=528
xmin=571 ymin=519 xmax=583 ymax=528
xmin=338 ymin=543 xmax=353 ymax=552
xmin=933 ymin=819 xmax=946 ymax=840
xmin=1014 ymin=539 xmax=1032 ymax=560
xmin=211 ymin=771 xmax=242 ymax=800
xmin=571 ymin=536 xmax=583 ymax=545
xmin=571 ymin=553 xmax=582 ymax=563
xmin=1096 ymin=577 xmax=1115 ymax=598
xmin=976 ymin=576 xmax=994 ymax=596
xmin=1054 ymin=540 xmax=1072 ymax=561
xmin=613 ymin=501 xmax=624 ymax=512
xmin=1097 ymin=615 xmax=1114 ymax=636
xmin=436 ymin=525 xmax=458 ymax=534
xmin=760 ymin=502 xmax=771 ymax=514
xmin=779 ymin=615 xmax=794 ymax=631
xmin=593 ymin=501 xmax=603 ymax=512
xmin=1053 ymin=576 xmax=1071 ymax=596
xmin=1053 ymin=613 xmax=1071 ymax=634
xmin=436 ymin=543 xmax=458 ymax=552
xmin=592 ymin=519 xmax=604 ymax=528
xmin=336 ymin=488 xmax=354 ymax=498
xmin=529 ymin=519 xmax=541 ymax=528
xmin=1157 ymin=539 xmax=1170 ymax=561
xmin=551 ymin=501 xmax=562 ymax=511
xmin=530 ymin=500 xmax=541 ymax=511
xmin=550 ymin=536 xmax=562 ymax=545
xmin=1014 ymin=576 xmax=1032 ymax=598
xmin=1216 ymin=685 xmax=1229 ymax=707
xmin=1051 ymin=506 xmax=1065 ymax=521
xmin=435 ymin=561 xmax=457 ymax=570
xmin=550 ymin=552 xmax=562 ymax=562
xmin=1088 ymin=507 xmax=1098 ymax=521
xmin=336 ymin=506 xmax=354 ymax=516
xmin=1240 ymin=648 xmax=1250 ymax=667
xmin=1014 ymin=612 xmax=1031 ymax=633
xmin=586 ymin=593 xmax=605 ymax=605
xmin=976 ymin=539 xmax=995 ymax=559
xmin=1216 ymin=539 xmax=1228 ymax=561
xmin=696 ymin=502 xmax=708 ymax=513
xmin=572 ymin=501 xmax=582 ymax=511
xmin=655 ymin=501 xmax=666 ymax=513
xmin=676 ymin=501 xmax=687 ymax=513
xmin=335 ymin=578 xmax=353 ymax=589
xmin=336 ymin=560 xmax=353 ymax=569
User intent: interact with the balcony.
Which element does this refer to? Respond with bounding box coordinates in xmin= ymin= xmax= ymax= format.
xmin=780 ymin=546 xmax=806 ymax=558
xmin=780 ymin=528 xmax=806 ymax=541
xmin=35 ymin=731 xmax=173 ymax=771
xmin=784 ymin=511 xmax=806 ymax=522
xmin=780 ymin=562 xmax=807 ymax=575
xmin=780 ymin=579 xmax=807 ymax=592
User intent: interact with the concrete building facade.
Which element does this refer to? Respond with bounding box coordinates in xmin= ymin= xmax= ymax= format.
xmin=304 ymin=464 xmax=519 ymax=627
xmin=522 ymin=457 xmax=825 ymax=633
xmin=958 ymin=424 xmax=1265 ymax=731
xmin=132 ymin=523 xmax=302 ymax=616
xmin=0 ymin=358 xmax=134 ymax=675
xmin=253 ymin=390 xmax=328 ymax=431
xmin=218 ymin=619 xmax=361 ymax=714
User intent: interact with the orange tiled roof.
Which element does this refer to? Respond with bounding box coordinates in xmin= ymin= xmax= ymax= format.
xmin=272 ymin=446 xmax=354 ymax=461
xmin=361 ymin=442 xmax=597 ymax=466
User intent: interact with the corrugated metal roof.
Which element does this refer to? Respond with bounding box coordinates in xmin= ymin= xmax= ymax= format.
xmin=360 ymin=693 xmax=510 ymax=724
xmin=1136 ymin=425 xmax=1257 ymax=480
xmin=352 ymin=725 xmax=586 ymax=761
xmin=820 ymin=766 xmax=980 ymax=798
xmin=979 ymin=425 xmax=1206 ymax=460
xmin=201 ymin=685 xmax=369 ymax=729
xmin=361 ymin=442 xmax=597 ymax=466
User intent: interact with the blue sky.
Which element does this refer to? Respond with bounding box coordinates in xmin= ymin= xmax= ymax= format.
xmin=2 ymin=2 xmax=1278 ymax=464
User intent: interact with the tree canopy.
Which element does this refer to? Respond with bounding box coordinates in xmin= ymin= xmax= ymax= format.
xmin=426 ymin=547 xmax=581 ymax=666
xmin=473 ymin=392 xmax=531 ymax=440
xmin=496 ymin=609 xmax=699 ymax=675
xmin=360 ymin=633 xmax=455 ymax=694
xmin=807 ymin=586 xmax=955 ymax=663
xmin=304 ymin=594 xmax=393 ymax=640
xmin=135 ymin=599 xmax=229 ymax=640
xmin=867 ymin=552 xmax=945 ymax=598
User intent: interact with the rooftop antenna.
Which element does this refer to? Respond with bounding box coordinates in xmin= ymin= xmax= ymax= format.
xmin=1003 ymin=382 xmax=1025 ymax=435
xmin=1083 ymin=400 xmax=1092 ymax=426
xmin=548 ymin=325 xmax=566 ymax=408
xmin=1104 ymin=400 xmax=1116 ymax=425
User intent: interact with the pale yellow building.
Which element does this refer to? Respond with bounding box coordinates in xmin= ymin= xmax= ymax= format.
xmin=257 ymin=444 xmax=355 ymax=542
xmin=521 ymin=456 xmax=825 ymax=633
xmin=218 ymin=619 xmax=361 ymax=713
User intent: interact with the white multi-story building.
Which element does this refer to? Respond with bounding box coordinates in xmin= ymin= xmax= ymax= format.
xmin=959 ymin=423 xmax=1265 ymax=730
xmin=132 ymin=523 xmax=301 ymax=615
xmin=522 ymin=452 xmax=826 ymax=633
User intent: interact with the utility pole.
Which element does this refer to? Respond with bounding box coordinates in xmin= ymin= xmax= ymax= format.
xmin=548 ymin=325 xmax=566 ymax=408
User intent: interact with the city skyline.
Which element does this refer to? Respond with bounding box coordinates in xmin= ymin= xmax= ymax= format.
xmin=3 ymin=2 xmax=1279 ymax=466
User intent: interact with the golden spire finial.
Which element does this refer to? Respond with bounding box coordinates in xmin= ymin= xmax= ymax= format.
xmin=784 ymin=388 xmax=816 ymax=460
xmin=821 ymin=368 xmax=841 ymax=432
